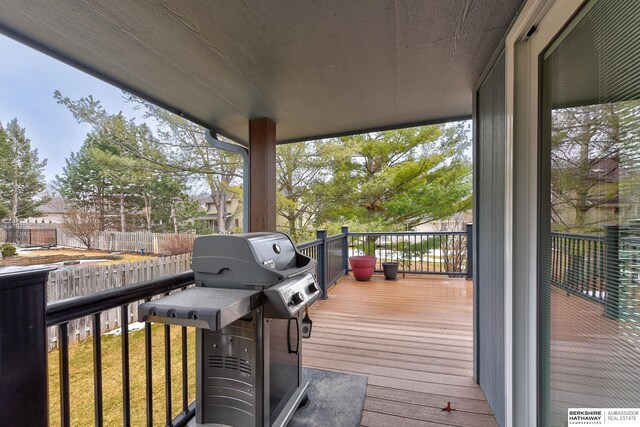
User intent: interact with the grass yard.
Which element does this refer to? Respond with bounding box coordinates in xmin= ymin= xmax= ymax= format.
xmin=1 ymin=249 xmax=153 ymax=267
xmin=48 ymin=324 xmax=196 ymax=427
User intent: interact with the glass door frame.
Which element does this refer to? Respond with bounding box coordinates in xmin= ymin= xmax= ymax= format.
xmin=503 ymin=0 xmax=584 ymax=425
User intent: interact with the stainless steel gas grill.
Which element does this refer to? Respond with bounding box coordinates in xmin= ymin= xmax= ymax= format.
xmin=139 ymin=232 xmax=320 ymax=427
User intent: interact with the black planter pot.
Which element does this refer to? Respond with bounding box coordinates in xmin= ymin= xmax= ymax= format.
xmin=382 ymin=262 xmax=399 ymax=280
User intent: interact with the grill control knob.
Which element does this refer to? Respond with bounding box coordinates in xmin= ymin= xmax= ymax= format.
xmin=291 ymin=292 xmax=304 ymax=305
xmin=308 ymin=282 xmax=320 ymax=293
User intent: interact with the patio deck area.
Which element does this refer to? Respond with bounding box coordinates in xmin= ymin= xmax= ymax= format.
xmin=304 ymin=274 xmax=497 ymax=427
xmin=549 ymin=286 xmax=640 ymax=424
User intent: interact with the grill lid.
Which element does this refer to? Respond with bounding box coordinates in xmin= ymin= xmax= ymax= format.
xmin=192 ymin=232 xmax=316 ymax=289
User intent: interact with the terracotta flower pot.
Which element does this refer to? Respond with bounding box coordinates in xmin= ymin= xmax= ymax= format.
xmin=349 ymin=256 xmax=377 ymax=281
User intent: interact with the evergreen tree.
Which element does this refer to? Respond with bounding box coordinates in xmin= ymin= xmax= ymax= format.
xmin=55 ymin=137 xmax=110 ymax=229
xmin=0 ymin=125 xmax=10 ymax=220
xmin=55 ymin=115 xmax=187 ymax=232
xmin=315 ymin=123 xmax=472 ymax=231
xmin=56 ymin=91 xmax=243 ymax=234
xmin=0 ymin=119 xmax=47 ymax=222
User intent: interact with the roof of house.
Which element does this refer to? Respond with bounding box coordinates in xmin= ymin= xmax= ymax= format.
xmin=38 ymin=196 xmax=66 ymax=214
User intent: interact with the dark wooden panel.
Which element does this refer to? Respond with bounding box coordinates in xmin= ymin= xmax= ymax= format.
xmin=475 ymin=50 xmax=506 ymax=425
xmin=249 ymin=117 xmax=277 ymax=231
xmin=0 ymin=268 xmax=50 ymax=427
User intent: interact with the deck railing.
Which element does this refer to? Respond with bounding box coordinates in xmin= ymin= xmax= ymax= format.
xmin=297 ymin=227 xmax=349 ymax=297
xmin=550 ymin=231 xmax=607 ymax=303
xmin=550 ymin=225 xmax=639 ymax=319
xmin=37 ymin=237 xmax=348 ymax=427
xmin=1 ymin=226 xmax=473 ymax=426
xmin=47 ymin=271 xmax=196 ymax=427
xmin=348 ymin=227 xmax=472 ymax=277
xmin=4 ymin=223 xmax=636 ymax=426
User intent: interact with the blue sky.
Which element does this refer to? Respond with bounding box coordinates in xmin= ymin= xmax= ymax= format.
xmin=0 ymin=34 xmax=143 ymax=183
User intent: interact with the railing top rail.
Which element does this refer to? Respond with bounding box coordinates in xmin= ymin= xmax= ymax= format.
xmin=550 ymin=231 xmax=604 ymax=241
xmin=296 ymin=239 xmax=322 ymax=250
xmin=46 ymin=271 xmax=195 ymax=327
xmin=326 ymin=233 xmax=345 ymax=242
xmin=349 ymin=231 xmax=467 ymax=236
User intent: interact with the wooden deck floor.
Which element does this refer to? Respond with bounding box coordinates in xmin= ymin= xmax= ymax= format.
xmin=303 ymin=274 xmax=497 ymax=427
xmin=548 ymin=287 xmax=640 ymax=425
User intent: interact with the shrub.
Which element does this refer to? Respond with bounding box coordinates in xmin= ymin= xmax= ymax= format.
xmin=1 ymin=243 xmax=17 ymax=258
xmin=161 ymin=234 xmax=195 ymax=255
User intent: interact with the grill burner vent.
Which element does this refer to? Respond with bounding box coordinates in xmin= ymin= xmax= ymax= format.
xmin=208 ymin=355 xmax=252 ymax=376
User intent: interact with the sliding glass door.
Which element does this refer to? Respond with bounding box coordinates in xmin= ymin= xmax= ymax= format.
xmin=540 ymin=1 xmax=640 ymax=425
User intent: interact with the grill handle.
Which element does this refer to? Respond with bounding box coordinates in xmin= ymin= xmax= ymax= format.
xmin=287 ymin=317 xmax=299 ymax=355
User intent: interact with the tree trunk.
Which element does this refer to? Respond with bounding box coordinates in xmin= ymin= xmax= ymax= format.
xmin=216 ymin=202 xmax=226 ymax=234
xmin=98 ymin=185 xmax=106 ymax=231
xmin=170 ymin=200 xmax=178 ymax=233
xmin=209 ymin=191 xmax=228 ymax=234
xmin=11 ymin=170 xmax=18 ymax=223
xmin=288 ymin=214 xmax=298 ymax=242
xmin=143 ymin=193 xmax=152 ymax=232
xmin=119 ymin=192 xmax=126 ymax=232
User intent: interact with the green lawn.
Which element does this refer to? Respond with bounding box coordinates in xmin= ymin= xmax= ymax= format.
xmin=48 ymin=324 xmax=196 ymax=427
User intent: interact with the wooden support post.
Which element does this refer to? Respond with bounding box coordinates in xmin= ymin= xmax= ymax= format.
xmin=316 ymin=229 xmax=328 ymax=299
xmin=604 ymin=224 xmax=620 ymax=320
xmin=341 ymin=226 xmax=349 ymax=275
xmin=466 ymin=223 xmax=473 ymax=280
xmin=0 ymin=267 xmax=51 ymax=427
xmin=249 ymin=118 xmax=277 ymax=232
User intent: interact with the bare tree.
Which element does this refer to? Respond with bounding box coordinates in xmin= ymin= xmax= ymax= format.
xmin=550 ymin=104 xmax=630 ymax=231
xmin=437 ymin=211 xmax=472 ymax=276
xmin=62 ymin=207 xmax=101 ymax=249
xmin=276 ymin=142 xmax=327 ymax=241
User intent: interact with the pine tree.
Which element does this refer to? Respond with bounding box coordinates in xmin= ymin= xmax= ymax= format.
xmin=0 ymin=125 xmax=10 ymax=220
xmin=56 ymin=91 xmax=242 ymax=234
xmin=0 ymin=119 xmax=47 ymax=222
xmin=55 ymin=114 xmax=188 ymax=232
xmin=315 ymin=123 xmax=472 ymax=231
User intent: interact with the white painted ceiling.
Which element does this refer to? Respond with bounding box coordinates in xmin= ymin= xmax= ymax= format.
xmin=0 ymin=0 xmax=523 ymax=144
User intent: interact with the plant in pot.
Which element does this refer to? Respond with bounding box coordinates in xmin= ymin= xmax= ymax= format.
xmin=349 ymin=255 xmax=377 ymax=281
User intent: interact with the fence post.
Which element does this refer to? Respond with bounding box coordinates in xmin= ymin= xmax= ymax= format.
xmin=316 ymin=229 xmax=328 ymax=299
xmin=604 ymin=224 xmax=620 ymax=320
xmin=0 ymin=267 xmax=52 ymax=426
xmin=466 ymin=223 xmax=473 ymax=280
xmin=341 ymin=226 xmax=349 ymax=275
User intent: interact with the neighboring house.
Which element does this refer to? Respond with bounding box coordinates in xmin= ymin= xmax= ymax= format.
xmin=195 ymin=196 xmax=242 ymax=232
xmin=414 ymin=211 xmax=473 ymax=233
xmin=22 ymin=196 xmax=66 ymax=225
xmin=196 ymin=195 xmax=290 ymax=233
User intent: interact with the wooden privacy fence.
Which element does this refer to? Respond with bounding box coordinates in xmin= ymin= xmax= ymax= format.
xmin=0 ymin=223 xmax=58 ymax=246
xmin=56 ymin=229 xmax=197 ymax=254
xmin=46 ymin=254 xmax=191 ymax=350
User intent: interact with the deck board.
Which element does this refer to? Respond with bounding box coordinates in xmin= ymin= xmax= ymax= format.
xmin=303 ymin=274 xmax=497 ymax=427
xmin=547 ymin=286 xmax=640 ymax=425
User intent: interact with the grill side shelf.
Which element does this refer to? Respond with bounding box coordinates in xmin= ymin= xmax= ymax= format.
xmin=138 ymin=288 xmax=262 ymax=330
